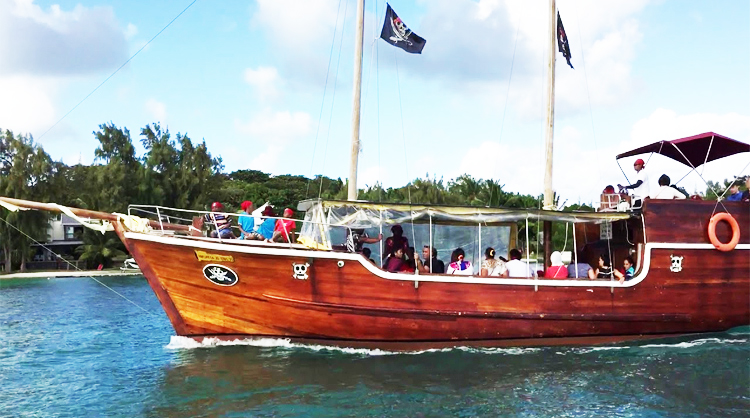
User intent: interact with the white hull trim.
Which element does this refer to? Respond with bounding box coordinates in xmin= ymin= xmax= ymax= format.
xmin=123 ymin=232 xmax=748 ymax=288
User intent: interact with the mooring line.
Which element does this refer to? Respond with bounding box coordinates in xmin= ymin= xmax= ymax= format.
xmin=0 ymin=216 xmax=157 ymax=316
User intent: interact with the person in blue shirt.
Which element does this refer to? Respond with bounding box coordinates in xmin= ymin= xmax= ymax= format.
xmin=623 ymin=256 xmax=635 ymax=281
xmin=726 ymin=184 xmax=743 ymax=202
xmin=238 ymin=200 xmax=260 ymax=240
xmin=257 ymin=205 xmax=276 ymax=241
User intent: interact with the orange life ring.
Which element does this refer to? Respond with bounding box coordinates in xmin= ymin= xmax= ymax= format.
xmin=707 ymin=212 xmax=740 ymax=251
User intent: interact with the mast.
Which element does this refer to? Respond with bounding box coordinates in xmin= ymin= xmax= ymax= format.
xmin=543 ymin=0 xmax=556 ymax=210
xmin=542 ymin=0 xmax=556 ymax=268
xmin=347 ymin=0 xmax=366 ymax=201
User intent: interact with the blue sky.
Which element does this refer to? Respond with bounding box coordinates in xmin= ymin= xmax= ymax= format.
xmin=1 ymin=0 xmax=748 ymax=205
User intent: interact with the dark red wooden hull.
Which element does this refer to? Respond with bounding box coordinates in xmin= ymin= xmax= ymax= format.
xmin=116 ymin=200 xmax=750 ymax=348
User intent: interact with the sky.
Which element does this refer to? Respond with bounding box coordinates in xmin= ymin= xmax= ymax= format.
xmin=1 ymin=0 xmax=748 ymax=206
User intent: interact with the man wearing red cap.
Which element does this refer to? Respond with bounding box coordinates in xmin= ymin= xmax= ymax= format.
xmin=205 ymin=201 xmax=235 ymax=239
xmin=271 ymin=208 xmax=297 ymax=243
xmin=618 ymin=158 xmax=650 ymax=208
xmin=238 ymin=200 xmax=260 ymax=240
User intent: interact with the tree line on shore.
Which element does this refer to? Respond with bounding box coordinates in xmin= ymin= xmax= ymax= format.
xmin=0 ymin=123 xmax=741 ymax=272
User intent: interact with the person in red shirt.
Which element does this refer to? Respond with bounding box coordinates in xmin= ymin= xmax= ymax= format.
xmin=271 ymin=208 xmax=297 ymax=243
xmin=544 ymin=251 xmax=568 ymax=279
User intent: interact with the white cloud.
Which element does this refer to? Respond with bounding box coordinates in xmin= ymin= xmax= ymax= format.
xmin=0 ymin=75 xmax=59 ymax=135
xmin=0 ymin=0 xmax=129 ymax=75
xmin=145 ymin=98 xmax=167 ymax=123
xmin=626 ymin=109 xmax=750 ymax=193
xmin=252 ymin=0 xmax=339 ymax=50
xmin=124 ymin=23 xmax=138 ymax=39
xmin=251 ymin=0 xmax=342 ymax=81
xmin=233 ymin=109 xmax=313 ymax=173
xmin=244 ymin=66 xmax=281 ymax=100
xmin=402 ymin=0 xmax=652 ymax=118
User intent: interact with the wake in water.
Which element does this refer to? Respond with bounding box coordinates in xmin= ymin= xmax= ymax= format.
xmin=165 ymin=336 xmax=542 ymax=356
xmin=165 ymin=333 xmax=747 ymax=357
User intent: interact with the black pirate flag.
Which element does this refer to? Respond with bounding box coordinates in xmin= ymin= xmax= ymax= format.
xmin=380 ymin=3 xmax=426 ymax=54
xmin=557 ymin=11 xmax=573 ymax=69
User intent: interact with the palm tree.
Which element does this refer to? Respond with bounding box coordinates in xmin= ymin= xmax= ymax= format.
xmin=75 ymin=230 xmax=126 ymax=269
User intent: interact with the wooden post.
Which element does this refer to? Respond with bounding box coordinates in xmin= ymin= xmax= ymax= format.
xmin=543 ymin=0 xmax=556 ymax=210
xmin=543 ymin=220 xmax=552 ymax=270
xmin=347 ymin=0 xmax=366 ymax=201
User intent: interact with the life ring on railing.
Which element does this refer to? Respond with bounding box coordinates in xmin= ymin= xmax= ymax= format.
xmin=707 ymin=212 xmax=740 ymax=252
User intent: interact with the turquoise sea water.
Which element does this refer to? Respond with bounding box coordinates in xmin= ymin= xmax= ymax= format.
xmin=1 ymin=276 xmax=748 ymax=418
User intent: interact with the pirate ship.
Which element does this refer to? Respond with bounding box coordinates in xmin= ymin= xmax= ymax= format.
xmin=1 ymin=0 xmax=748 ymax=348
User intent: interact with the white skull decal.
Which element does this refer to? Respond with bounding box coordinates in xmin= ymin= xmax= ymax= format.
xmin=669 ymin=255 xmax=683 ymax=273
xmin=292 ymin=262 xmax=310 ymax=280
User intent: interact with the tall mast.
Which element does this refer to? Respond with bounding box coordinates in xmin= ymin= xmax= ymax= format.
xmin=543 ymin=0 xmax=556 ymax=210
xmin=347 ymin=0 xmax=366 ymax=201
xmin=542 ymin=0 xmax=556 ymax=269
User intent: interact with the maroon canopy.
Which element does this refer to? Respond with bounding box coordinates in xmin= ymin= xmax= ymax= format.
xmin=616 ymin=132 xmax=750 ymax=167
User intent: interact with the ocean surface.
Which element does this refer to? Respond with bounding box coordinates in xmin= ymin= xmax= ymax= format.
xmin=1 ymin=275 xmax=748 ymax=418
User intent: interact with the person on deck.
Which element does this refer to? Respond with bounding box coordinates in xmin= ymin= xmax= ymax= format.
xmin=595 ymin=253 xmax=625 ymax=283
xmin=384 ymin=247 xmax=407 ymax=272
xmin=480 ymin=247 xmax=508 ymax=277
xmin=345 ymin=228 xmax=383 ymax=253
xmin=446 ymin=248 xmax=473 ymax=275
xmin=623 ymin=256 xmax=635 ymax=281
xmin=205 ymin=201 xmax=234 ymax=239
xmin=568 ymin=251 xmax=595 ymax=279
xmin=743 ymin=177 xmax=750 ymax=201
xmin=505 ymin=249 xmax=536 ymax=278
xmin=383 ymin=225 xmax=409 ymax=260
xmin=650 ymin=174 xmax=686 ymax=199
xmin=238 ymin=200 xmax=262 ymax=240
xmin=257 ymin=206 xmax=276 ymax=241
xmin=544 ymin=251 xmax=568 ymax=279
xmin=362 ymin=248 xmax=376 ymax=264
xmin=618 ymin=158 xmax=650 ymax=207
xmin=419 ymin=246 xmax=445 ymax=274
xmin=271 ymin=208 xmax=297 ymax=243
xmin=726 ymin=184 xmax=743 ymax=201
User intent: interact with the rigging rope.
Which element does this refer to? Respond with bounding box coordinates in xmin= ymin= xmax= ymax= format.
xmin=37 ymin=0 xmax=200 ymax=141
xmin=392 ymin=49 xmax=416 ymax=249
xmin=318 ymin=0 xmax=351 ymax=199
xmin=574 ymin=3 xmax=598 ymax=153
xmin=306 ymin=0 xmax=346 ymax=198
xmin=0 ymin=215 xmax=156 ymax=316
xmin=489 ymin=12 xmax=522 ymax=207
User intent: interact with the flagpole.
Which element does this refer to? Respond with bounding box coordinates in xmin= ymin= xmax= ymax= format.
xmin=347 ymin=0 xmax=366 ymax=201
xmin=543 ymin=0 xmax=555 ymax=210
xmin=542 ymin=0 xmax=556 ymax=269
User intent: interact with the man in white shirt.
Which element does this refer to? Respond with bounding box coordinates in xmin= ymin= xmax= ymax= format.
xmin=618 ymin=158 xmax=649 ymax=207
xmin=505 ymin=249 xmax=537 ymax=278
xmin=650 ymin=174 xmax=686 ymax=199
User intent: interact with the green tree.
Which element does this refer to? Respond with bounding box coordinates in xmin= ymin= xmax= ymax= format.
xmin=93 ymin=123 xmax=144 ymax=212
xmin=75 ymin=230 xmax=126 ymax=269
xmin=0 ymin=130 xmax=55 ymax=272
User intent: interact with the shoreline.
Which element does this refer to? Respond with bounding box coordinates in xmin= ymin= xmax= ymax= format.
xmin=0 ymin=270 xmax=143 ymax=279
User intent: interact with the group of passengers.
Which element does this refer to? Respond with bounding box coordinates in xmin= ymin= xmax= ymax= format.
xmin=616 ymin=159 xmax=750 ymax=203
xmin=372 ymin=226 xmax=636 ymax=283
xmin=545 ymin=251 xmax=635 ymax=284
xmin=204 ymin=200 xmax=297 ymax=243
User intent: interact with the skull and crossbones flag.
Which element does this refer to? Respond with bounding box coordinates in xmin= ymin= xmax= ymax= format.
xmin=380 ymin=3 xmax=426 ymax=54
xmin=557 ymin=11 xmax=573 ymax=69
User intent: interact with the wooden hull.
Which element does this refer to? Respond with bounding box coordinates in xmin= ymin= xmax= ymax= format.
xmin=116 ymin=200 xmax=750 ymax=348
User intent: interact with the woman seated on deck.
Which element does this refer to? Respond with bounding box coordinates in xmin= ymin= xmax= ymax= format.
xmin=384 ymin=247 xmax=410 ymax=273
xmin=480 ymin=247 xmax=508 ymax=277
xmin=544 ymin=251 xmax=568 ymax=279
xmin=447 ymin=248 xmax=473 ymax=276
xmin=595 ymin=253 xmax=625 ymax=283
